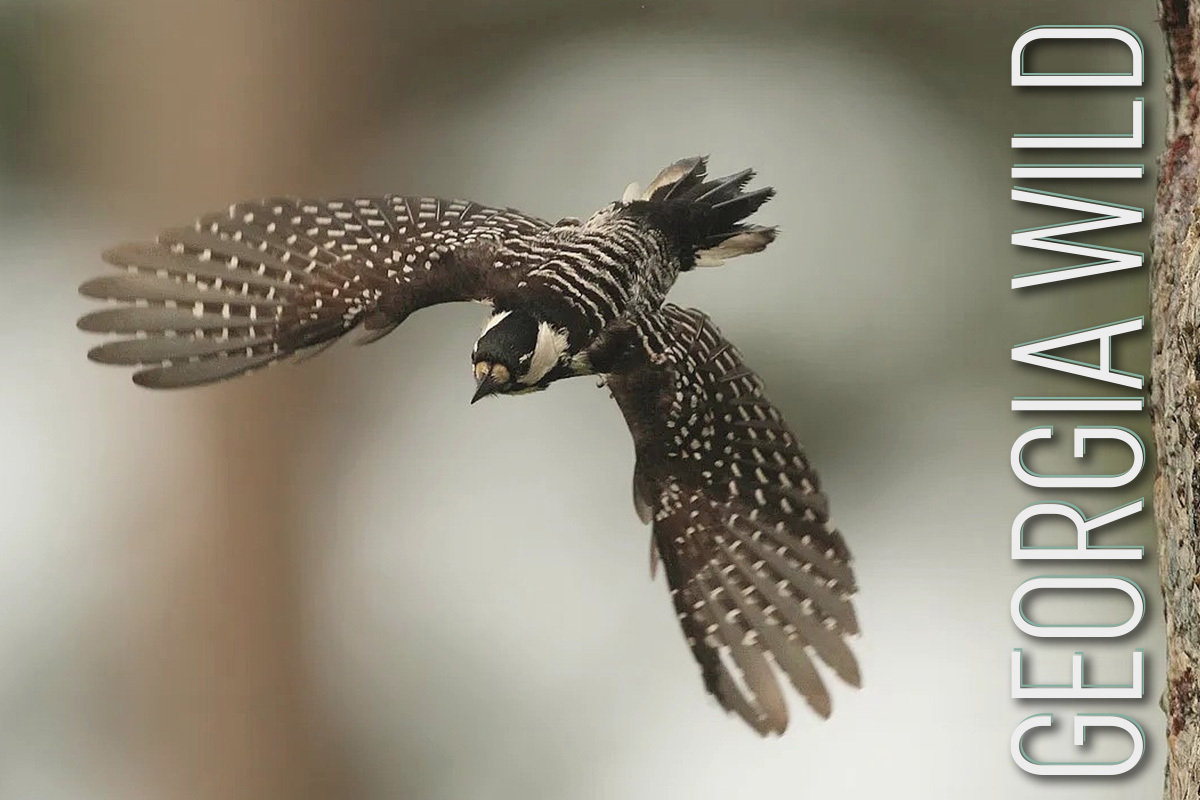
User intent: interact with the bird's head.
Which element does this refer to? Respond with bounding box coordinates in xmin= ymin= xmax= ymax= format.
xmin=470 ymin=309 xmax=572 ymax=402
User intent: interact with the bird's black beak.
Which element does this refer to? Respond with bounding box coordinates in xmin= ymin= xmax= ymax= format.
xmin=471 ymin=362 xmax=507 ymax=404
xmin=472 ymin=375 xmax=501 ymax=404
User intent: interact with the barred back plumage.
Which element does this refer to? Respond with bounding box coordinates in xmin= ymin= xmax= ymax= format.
xmin=76 ymin=156 xmax=859 ymax=735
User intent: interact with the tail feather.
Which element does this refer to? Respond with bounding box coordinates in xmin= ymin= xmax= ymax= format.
xmin=708 ymin=185 xmax=773 ymax=215
xmin=641 ymin=156 xmax=709 ymax=202
xmin=702 ymin=186 xmax=775 ymax=246
xmin=695 ymin=167 xmax=755 ymax=204
xmin=693 ymin=228 xmax=777 ymax=268
xmin=631 ymin=156 xmax=778 ymax=268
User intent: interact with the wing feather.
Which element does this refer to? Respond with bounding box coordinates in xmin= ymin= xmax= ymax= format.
xmin=606 ymin=304 xmax=860 ymax=734
xmin=78 ymin=196 xmax=551 ymax=387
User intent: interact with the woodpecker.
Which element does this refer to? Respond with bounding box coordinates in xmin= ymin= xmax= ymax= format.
xmin=77 ymin=157 xmax=860 ymax=734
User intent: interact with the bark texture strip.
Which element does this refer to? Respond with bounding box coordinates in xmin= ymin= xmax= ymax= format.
xmin=1155 ymin=1 xmax=1200 ymax=795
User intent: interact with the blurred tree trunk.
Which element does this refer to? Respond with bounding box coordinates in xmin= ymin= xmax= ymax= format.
xmin=1155 ymin=2 xmax=1200 ymax=797
xmin=69 ymin=1 xmax=382 ymax=798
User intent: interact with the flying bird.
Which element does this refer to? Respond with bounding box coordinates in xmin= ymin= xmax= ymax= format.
xmin=76 ymin=156 xmax=861 ymax=734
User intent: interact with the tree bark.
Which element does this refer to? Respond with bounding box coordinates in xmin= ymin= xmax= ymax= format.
xmin=67 ymin=1 xmax=382 ymax=797
xmin=1156 ymin=2 xmax=1200 ymax=796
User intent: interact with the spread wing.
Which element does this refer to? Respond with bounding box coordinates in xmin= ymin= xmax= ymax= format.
xmin=78 ymin=196 xmax=551 ymax=387
xmin=605 ymin=304 xmax=860 ymax=735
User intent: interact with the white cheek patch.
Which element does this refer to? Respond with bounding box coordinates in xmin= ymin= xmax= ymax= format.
xmin=520 ymin=322 xmax=569 ymax=385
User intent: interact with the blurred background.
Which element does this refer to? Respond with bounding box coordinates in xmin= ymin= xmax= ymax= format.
xmin=0 ymin=0 xmax=1167 ymax=797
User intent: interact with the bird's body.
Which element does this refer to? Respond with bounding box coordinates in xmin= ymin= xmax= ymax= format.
xmin=77 ymin=157 xmax=860 ymax=735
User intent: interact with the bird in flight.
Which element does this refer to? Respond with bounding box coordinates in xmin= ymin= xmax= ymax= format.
xmin=77 ymin=156 xmax=861 ymax=734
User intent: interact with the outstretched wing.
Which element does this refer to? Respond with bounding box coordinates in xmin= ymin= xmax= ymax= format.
xmin=605 ymin=304 xmax=859 ymax=735
xmin=78 ymin=196 xmax=551 ymax=388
